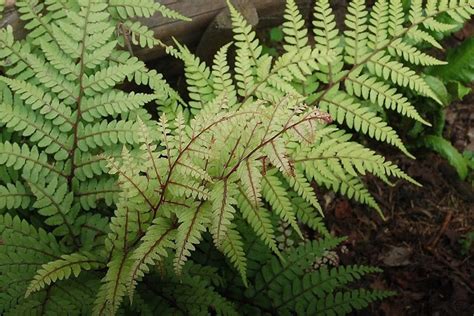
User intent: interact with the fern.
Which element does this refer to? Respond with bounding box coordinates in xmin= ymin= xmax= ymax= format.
xmin=0 ymin=0 xmax=471 ymax=314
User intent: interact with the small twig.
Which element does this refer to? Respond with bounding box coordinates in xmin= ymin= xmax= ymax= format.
xmin=426 ymin=209 xmax=453 ymax=250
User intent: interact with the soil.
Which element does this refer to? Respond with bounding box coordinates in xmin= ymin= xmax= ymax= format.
xmin=323 ymin=94 xmax=474 ymax=315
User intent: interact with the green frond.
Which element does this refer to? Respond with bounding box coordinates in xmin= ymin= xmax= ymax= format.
xmin=368 ymin=0 xmax=390 ymax=50
xmin=0 ymin=213 xmax=66 ymax=313
xmin=345 ymin=72 xmax=431 ymax=125
xmin=81 ymin=90 xmax=156 ymax=122
xmin=409 ymin=0 xmax=423 ymax=23
xmin=83 ymin=63 xmax=143 ymax=96
xmin=210 ymin=179 xmax=238 ymax=246
xmin=93 ymin=252 xmax=132 ymax=316
xmin=174 ymin=202 xmax=211 ymax=274
xmin=212 ymin=43 xmax=238 ymax=107
xmin=74 ymin=177 xmax=121 ymax=210
xmin=261 ymin=170 xmax=303 ymax=239
xmin=0 ymin=76 xmax=74 ymax=130
xmin=309 ymin=289 xmax=395 ymax=315
xmin=388 ymin=39 xmax=447 ymax=66
xmin=407 ymin=27 xmax=442 ymax=49
xmin=74 ymin=149 xmax=117 ymax=181
xmin=228 ymin=0 xmax=262 ymax=65
xmin=273 ymin=264 xmax=383 ymax=312
xmin=77 ymin=120 xmax=140 ymax=151
xmin=0 ymin=103 xmax=71 ymax=160
xmin=313 ymin=0 xmax=344 ymax=83
xmin=388 ymin=0 xmax=404 ymax=36
xmin=282 ymin=0 xmax=309 ymax=51
xmin=109 ymin=0 xmax=159 ymax=19
xmin=27 ymin=53 xmax=78 ymax=101
xmin=0 ymin=141 xmax=66 ymax=182
xmin=168 ymin=178 xmax=210 ymax=200
xmin=290 ymin=194 xmax=329 ymax=237
xmin=218 ymin=225 xmax=248 ymax=286
xmin=285 ymin=168 xmax=323 ymax=216
xmin=16 ymin=1 xmax=54 ymax=46
xmin=228 ymin=0 xmax=262 ymax=97
xmin=29 ymin=177 xmax=77 ymax=237
xmin=39 ymin=39 xmax=79 ymax=78
xmin=122 ymin=20 xmax=158 ymax=49
xmin=324 ymin=174 xmax=382 ymax=217
xmin=162 ymin=272 xmax=239 ymax=316
xmin=423 ymin=18 xmax=459 ymax=32
xmin=253 ymin=237 xmax=345 ymax=295
xmin=319 ymin=90 xmax=412 ymax=157
xmin=0 ymin=0 xmax=471 ymax=313
xmin=368 ymin=52 xmax=441 ymax=103
xmin=297 ymin=139 xmax=419 ymax=186
xmin=175 ymin=40 xmax=214 ymax=111
xmin=109 ymin=0 xmax=189 ymax=21
xmin=26 ymin=252 xmax=104 ymax=297
xmin=236 ymin=189 xmax=280 ymax=255
xmin=0 ymin=181 xmax=32 ymax=210
xmin=154 ymin=2 xmax=190 ymax=21
xmin=128 ymin=217 xmax=175 ymax=300
xmin=344 ymin=0 xmax=369 ymax=64
xmin=264 ymin=139 xmax=294 ymax=176
xmin=237 ymin=158 xmax=263 ymax=208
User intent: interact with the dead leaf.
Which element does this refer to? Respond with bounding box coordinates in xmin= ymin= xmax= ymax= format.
xmin=334 ymin=199 xmax=351 ymax=219
xmin=380 ymin=246 xmax=413 ymax=267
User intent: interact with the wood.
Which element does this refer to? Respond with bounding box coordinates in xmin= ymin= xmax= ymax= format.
xmin=0 ymin=0 xmax=312 ymax=61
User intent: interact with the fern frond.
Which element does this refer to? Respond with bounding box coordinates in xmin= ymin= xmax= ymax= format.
xmin=122 ymin=21 xmax=158 ymax=49
xmin=83 ymin=63 xmax=143 ymax=96
xmin=16 ymin=0 xmax=54 ymax=45
xmin=109 ymin=0 xmax=189 ymax=21
xmin=0 ymin=141 xmax=66 ymax=182
xmin=128 ymin=217 xmax=175 ymax=300
xmin=368 ymin=0 xmax=390 ymax=50
xmin=174 ymin=202 xmax=211 ymax=274
xmin=285 ymin=168 xmax=323 ymax=216
xmin=290 ymin=194 xmax=329 ymax=237
xmin=344 ymin=0 xmax=369 ymax=64
xmin=77 ymin=120 xmax=140 ymax=151
xmin=0 ymin=103 xmax=71 ymax=160
xmin=253 ymin=237 xmax=345 ymax=295
xmin=313 ymin=0 xmax=343 ymax=83
xmin=407 ymin=27 xmax=442 ymax=49
xmin=210 ymin=179 xmax=238 ymax=246
xmin=175 ymin=41 xmax=214 ymax=111
xmin=26 ymin=252 xmax=104 ymax=297
xmin=273 ymin=265 xmax=383 ymax=311
xmin=0 ymin=181 xmax=31 ymax=210
xmin=345 ymin=72 xmax=431 ymax=125
xmin=388 ymin=39 xmax=447 ymax=66
xmin=212 ymin=43 xmax=238 ymax=107
xmin=28 ymin=177 xmax=77 ymax=237
xmin=74 ymin=177 xmax=121 ymax=210
xmin=237 ymin=158 xmax=262 ymax=208
xmin=236 ymin=189 xmax=280 ymax=255
xmin=367 ymin=52 xmax=440 ymax=102
xmin=282 ymin=0 xmax=309 ymax=51
xmin=218 ymin=225 xmax=248 ymax=286
xmin=0 ymin=76 xmax=74 ymax=130
xmin=309 ymin=289 xmax=395 ymax=315
xmin=81 ymin=91 xmax=156 ymax=122
xmin=261 ymin=170 xmax=303 ymax=239
xmin=319 ymin=91 xmax=412 ymax=157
